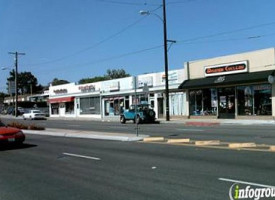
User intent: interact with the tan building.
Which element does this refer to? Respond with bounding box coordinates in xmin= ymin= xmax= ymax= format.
xmin=179 ymin=48 xmax=275 ymax=119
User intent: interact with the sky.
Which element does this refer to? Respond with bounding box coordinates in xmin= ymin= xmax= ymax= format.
xmin=1 ymin=0 xmax=275 ymax=92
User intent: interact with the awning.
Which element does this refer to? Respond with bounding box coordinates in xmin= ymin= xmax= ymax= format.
xmin=179 ymin=70 xmax=275 ymax=89
xmin=48 ymin=97 xmax=74 ymax=103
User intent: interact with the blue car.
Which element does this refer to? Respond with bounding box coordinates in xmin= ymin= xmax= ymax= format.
xmin=120 ymin=104 xmax=156 ymax=124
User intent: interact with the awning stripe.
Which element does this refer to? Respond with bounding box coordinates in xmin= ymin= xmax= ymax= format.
xmin=48 ymin=97 xmax=74 ymax=103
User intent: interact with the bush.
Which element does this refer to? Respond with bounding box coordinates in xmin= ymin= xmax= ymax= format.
xmin=28 ymin=124 xmax=45 ymax=130
xmin=7 ymin=122 xmax=28 ymax=129
xmin=7 ymin=122 xmax=45 ymax=130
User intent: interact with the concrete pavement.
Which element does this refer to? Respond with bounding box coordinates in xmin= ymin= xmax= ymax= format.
xmin=23 ymin=128 xmax=148 ymax=142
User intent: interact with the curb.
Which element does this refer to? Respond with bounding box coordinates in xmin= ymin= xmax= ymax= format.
xmin=195 ymin=140 xmax=221 ymax=146
xmin=228 ymin=143 xmax=256 ymax=148
xmin=143 ymin=137 xmax=165 ymax=142
xmin=22 ymin=130 xmax=148 ymax=142
xmin=167 ymin=138 xmax=190 ymax=143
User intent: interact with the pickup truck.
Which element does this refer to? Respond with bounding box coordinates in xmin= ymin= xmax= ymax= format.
xmin=23 ymin=110 xmax=46 ymax=120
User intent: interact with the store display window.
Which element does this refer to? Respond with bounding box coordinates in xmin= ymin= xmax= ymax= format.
xmin=189 ymin=88 xmax=217 ymax=116
xmin=237 ymin=84 xmax=271 ymax=115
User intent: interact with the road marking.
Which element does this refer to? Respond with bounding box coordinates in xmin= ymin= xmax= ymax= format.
xmin=177 ymin=129 xmax=204 ymax=132
xmin=63 ymin=153 xmax=101 ymax=161
xmin=219 ymin=178 xmax=275 ymax=188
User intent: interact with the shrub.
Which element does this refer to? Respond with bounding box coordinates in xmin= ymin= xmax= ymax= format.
xmin=28 ymin=124 xmax=45 ymax=130
xmin=7 ymin=122 xmax=28 ymax=129
xmin=7 ymin=122 xmax=45 ymax=130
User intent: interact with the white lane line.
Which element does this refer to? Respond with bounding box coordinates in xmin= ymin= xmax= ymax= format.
xmin=63 ymin=153 xmax=101 ymax=161
xmin=177 ymin=129 xmax=204 ymax=132
xmin=67 ymin=125 xmax=81 ymax=127
xmin=219 ymin=178 xmax=275 ymax=188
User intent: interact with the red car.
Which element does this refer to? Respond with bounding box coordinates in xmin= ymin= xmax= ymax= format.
xmin=0 ymin=121 xmax=25 ymax=145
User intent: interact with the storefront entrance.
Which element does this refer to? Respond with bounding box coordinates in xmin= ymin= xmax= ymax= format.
xmin=218 ymin=87 xmax=235 ymax=119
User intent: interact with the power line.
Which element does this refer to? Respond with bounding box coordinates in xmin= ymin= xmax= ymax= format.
xmin=28 ymin=16 xmax=148 ymax=66
xmin=176 ymin=21 xmax=275 ymax=44
xmin=32 ymin=44 xmax=163 ymax=73
xmin=95 ymin=0 xmax=160 ymax=6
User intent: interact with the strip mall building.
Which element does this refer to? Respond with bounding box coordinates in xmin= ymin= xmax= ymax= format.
xmin=48 ymin=69 xmax=187 ymax=119
xmin=179 ymin=48 xmax=275 ymax=119
xmin=48 ymin=48 xmax=275 ymax=120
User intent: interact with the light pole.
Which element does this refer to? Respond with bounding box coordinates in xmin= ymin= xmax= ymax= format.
xmin=140 ymin=0 xmax=171 ymax=121
xmin=8 ymin=52 xmax=25 ymax=117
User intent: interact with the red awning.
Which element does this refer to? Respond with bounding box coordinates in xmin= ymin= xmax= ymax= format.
xmin=48 ymin=97 xmax=74 ymax=104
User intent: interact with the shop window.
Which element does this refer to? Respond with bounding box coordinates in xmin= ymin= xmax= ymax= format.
xmin=237 ymin=84 xmax=271 ymax=116
xmin=51 ymin=103 xmax=59 ymax=115
xmin=104 ymin=97 xmax=124 ymax=116
xmin=65 ymin=102 xmax=74 ymax=114
xmin=80 ymin=97 xmax=100 ymax=114
xmin=189 ymin=89 xmax=217 ymax=116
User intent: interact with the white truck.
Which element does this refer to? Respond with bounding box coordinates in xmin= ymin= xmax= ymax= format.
xmin=23 ymin=110 xmax=46 ymax=120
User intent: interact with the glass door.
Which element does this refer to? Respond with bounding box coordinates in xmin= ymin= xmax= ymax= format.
xmin=218 ymin=87 xmax=236 ymax=119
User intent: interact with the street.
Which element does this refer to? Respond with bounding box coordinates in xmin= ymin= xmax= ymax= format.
xmin=0 ymin=134 xmax=275 ymax=200
xmin=1 ymin=117 xmax=275 ymax=145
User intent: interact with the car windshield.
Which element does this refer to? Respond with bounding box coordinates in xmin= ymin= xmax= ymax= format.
xmin=0 ymin=121 xmax=5 ymax=127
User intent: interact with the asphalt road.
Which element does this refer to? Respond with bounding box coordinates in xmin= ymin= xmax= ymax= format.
xmin=0 ymin=134 xmax=274 ymax=200
xmin=1 ymin=117 xmax=275 ymax=145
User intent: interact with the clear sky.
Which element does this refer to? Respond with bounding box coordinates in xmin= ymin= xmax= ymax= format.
xmin=1 ymin=0 xmax=275 ymax=92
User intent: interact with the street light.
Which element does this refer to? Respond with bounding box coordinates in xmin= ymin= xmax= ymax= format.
xmin=140 ymin=0 xmax=171 ymax=121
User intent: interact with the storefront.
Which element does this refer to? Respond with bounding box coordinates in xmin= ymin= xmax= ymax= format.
xmin=179 ymin=48 xmax=275 ymax=119
xmin=48 ymin=69 xmax=187 ymax=119
xmin=48 ymin=83 xmax=77 ymax=117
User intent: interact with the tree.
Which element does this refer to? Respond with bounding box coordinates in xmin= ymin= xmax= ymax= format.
xmin=79 ymin=76 xmax=108 ymax=84
xmin=51 ymin=78 xmax=70 ymax=86
xmin=6 ymin=70 xmax=43 ymax=95
xmin=105 ymin=69 xmax=130 ymax=79
xmin=78 ymin=69 xmax=130 ymax=84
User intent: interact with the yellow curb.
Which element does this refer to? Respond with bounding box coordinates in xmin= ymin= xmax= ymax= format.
xmin=167 ymin=138 xmax=190 ymax=143
xmin=269 ymin=146 xmax=275 ymax=151
xmin=228 ymin=143 xmax=256 ymax=148
xmin=195 ymin=140 xmax=220 ymax=146
xmin=143 ymin=137 xmax=165 ymax=142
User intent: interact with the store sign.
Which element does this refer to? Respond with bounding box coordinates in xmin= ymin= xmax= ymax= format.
xmin=138 ymin=76 xmax=153 ymax=88
xmin=162 ymin=71 xmax=178 ymax=84
xmin=53 ymin=89 xmax=68 ymax=94
xmin=109 ymin=81 xmax=120 ymax=91
xmin=214 ymin=76 xmax=225 ymax=83
xmin=78 ymin=84 xmax=95 ymax=92
xmin=205 ymin=61 xmax=248 ymax=77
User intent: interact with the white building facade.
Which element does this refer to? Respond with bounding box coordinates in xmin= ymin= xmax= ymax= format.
xmin=48 ymin=69 xmax=187 ymax=119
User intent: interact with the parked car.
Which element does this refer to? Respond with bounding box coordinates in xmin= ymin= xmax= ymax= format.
xmin=120 ymin=104 xmax=156 ymax=124
xmin=23 ymin=110 xmax=46 ymax=120
xmin=0 ymin=121 xmax=25 ymax=145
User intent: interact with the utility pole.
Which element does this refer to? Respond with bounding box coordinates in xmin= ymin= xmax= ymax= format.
xmin=8 ymin=51 xmax=25 ymax=117
xmin=162 ymin=0 xmax=170 ymax=121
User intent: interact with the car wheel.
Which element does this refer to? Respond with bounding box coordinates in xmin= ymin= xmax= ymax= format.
xmin=149 ymin=110 xmax=154 ymax=117
xmin=23 ymin=116 xmax=26 ymax=120
xmin=120 ymin=116 xmax=126 ymax=124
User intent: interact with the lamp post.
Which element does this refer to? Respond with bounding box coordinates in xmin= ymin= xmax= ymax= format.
xmin=140 ymin=0 xmax=171 ymax=121
xmin=8 ymin=52 xmax=25 ymax=117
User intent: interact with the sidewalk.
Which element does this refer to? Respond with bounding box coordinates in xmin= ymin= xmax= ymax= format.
xmin=159 ymin=118 xmax=275 ymax=126
xmin=23 ymin=128 xmax=148 ymax=142
xmin=1 ymin=114 xmax=275 ymax=126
